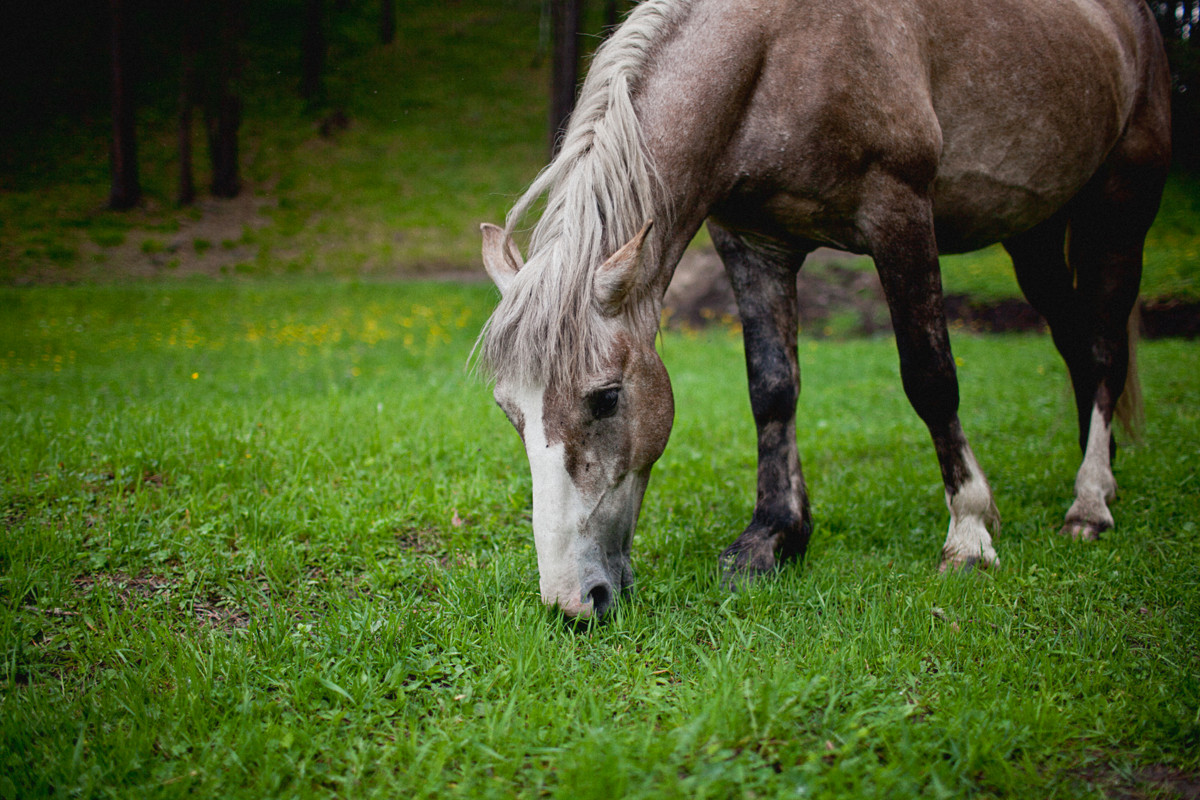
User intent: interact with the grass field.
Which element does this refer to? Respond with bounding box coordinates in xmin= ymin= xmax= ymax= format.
xmin=2 ymin=282 xmax=1197 ymax=797
xmin=2 ymin=0 xmax=1198 ymax=795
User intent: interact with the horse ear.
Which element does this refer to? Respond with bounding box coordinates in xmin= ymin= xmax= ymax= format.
xmin=481 ymin=223 xmax=524 ymax=297
xmin=593 ymin=219 xmax=654 ymax=316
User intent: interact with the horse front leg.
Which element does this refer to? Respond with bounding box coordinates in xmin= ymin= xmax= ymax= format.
xmin=867 ymin=184 xmax=1000 ymax=571
xmin=709 ymin=222 xmax=813 ymax=582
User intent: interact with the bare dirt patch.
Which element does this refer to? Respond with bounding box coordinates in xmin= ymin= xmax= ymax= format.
xmin=73 ymin=569 xmax=175 ymax=600
xmin=9 ymin=190 xmax=278 ymax=286
xmin=71 ymin=570 xmax=251 ymax=631
xmin=663 ymin=247 xmax=1199 ymax=339
xmin=1068 ymin=760 xmax=1200 ymax=800
xmin=664 ymin=247 xmax=892 ymax=335
xmin=85 ymin=191 xmax=278 ymax=281
xmin=13 ymin=192 xmax=1197 ymax=337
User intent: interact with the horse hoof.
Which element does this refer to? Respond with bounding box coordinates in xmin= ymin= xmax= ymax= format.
xmin=1060 ymin=518 xmax=1108 ymax=541
xmin=939 ymin=549 xmax=998 ymax=573
xmin=718 ymin=538 xmax=778 ymax=590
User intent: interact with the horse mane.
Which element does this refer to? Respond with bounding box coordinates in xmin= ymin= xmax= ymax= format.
xmin=477 ymin=0 xmax=689 ymax=388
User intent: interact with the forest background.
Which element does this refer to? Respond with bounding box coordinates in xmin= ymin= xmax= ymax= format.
xmin=1 ymin=0 xmax=1198 ymax=301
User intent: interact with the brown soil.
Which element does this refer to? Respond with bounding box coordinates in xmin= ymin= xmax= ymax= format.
xmin=1067 ymin=761 xmax=1200 ymax=800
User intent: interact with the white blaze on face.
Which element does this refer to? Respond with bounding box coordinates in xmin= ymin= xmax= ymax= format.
xmin=510 ymin=383 xmax=595 ymax=617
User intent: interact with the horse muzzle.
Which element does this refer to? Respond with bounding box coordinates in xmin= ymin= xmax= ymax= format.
xmin=534 ymin=471 xmax=647 ymax=620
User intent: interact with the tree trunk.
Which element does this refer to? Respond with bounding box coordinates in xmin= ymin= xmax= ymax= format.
xmin=302 ymin=0 xmax=326 ymax=102
xmin=107 ymin=0 xmax=140 ymax=210
xmin=206 ymin=97 xmax=241 ymax=198
xmin=177 ymin=0 xmax=197 ymax=206
xmin=380 ymin=0 xmax=395 ymax=45
xmin=605 ymin=0 xmax=620 ymax=28
xmin=549 ymin=0 xmax=583 ymax=156
xmin=208 ymin=0 xmax=241 ymax=198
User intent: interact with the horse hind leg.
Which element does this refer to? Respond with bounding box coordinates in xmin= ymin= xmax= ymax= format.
xmin=1005 ymin=213 xmax=1114 ymax=538
xmin=1006 ymin=148 xmax=1166 ymax=540
xmin=708 ymin=222 xmax=813 ymax=583
xmin=1072 ymin=172 xmax=1164 ymax=538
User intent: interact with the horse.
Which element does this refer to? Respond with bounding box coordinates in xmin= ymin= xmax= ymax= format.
xmin=476 ymin=0 xmax=1172 ymax=619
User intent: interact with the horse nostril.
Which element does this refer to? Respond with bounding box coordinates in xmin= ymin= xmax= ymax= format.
xmin=586 ymin=583 xmax=613 ymax=618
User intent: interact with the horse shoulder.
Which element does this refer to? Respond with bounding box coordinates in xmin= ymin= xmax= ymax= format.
xmin=639 ymin=0 xmax=942 ymax=243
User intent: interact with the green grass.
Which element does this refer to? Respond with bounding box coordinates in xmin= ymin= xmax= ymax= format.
xmin=254 ymin=1 xmax=558 ymax=273
xmin=2 ymin=282 xmax=1197 ymax=797
xmin=1142 ymin=173 xmax=1200 ymax=302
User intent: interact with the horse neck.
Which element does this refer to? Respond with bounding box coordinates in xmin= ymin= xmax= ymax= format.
xmin=626 ymin=1 xmax=772 ymax=293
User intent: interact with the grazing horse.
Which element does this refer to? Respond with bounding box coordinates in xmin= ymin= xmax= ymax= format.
xmin=477 ymin=0 xmax=1171 ymax=619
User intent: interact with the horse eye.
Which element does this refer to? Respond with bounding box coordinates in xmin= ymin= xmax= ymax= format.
xmin=588 ymin=387 xmax=620 ymax=420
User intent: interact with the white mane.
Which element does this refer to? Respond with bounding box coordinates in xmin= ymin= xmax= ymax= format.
xmin=478 ymin=0 xmax=690 ymax=387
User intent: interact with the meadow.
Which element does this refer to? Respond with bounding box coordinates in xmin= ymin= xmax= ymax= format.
xmin=2 ymin=0 xmax=1198 ymax=795
xmin=1 ymin=282 xmax=1197 ymax=798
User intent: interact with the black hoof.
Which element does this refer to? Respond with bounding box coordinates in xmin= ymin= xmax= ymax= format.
xmin=719 ymin=542 xmax=777 ymax=590
xmin=718 ymin=520 xmax=809 ymax=590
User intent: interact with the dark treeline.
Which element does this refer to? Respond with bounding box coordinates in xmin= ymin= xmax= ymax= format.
xmin=108 ymin=0 xmax=245 ymax=208
xmin=1154 ymin=0 xmax=1200 ymax=167
xmin=0 ymin=0 xmax=402 ymax=210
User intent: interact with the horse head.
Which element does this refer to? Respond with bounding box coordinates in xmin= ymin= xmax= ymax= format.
xmin=481 ymin=220 xmax=674 ymax=620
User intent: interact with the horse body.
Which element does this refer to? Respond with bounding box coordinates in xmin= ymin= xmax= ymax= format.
xmin=638 ymin=0 xmax=1160 ymax=254
xmin=480 ymin=0 xmax=1171 ymax=618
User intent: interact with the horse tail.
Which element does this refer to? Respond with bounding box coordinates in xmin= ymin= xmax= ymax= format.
xmin=1115 ymin=303 xmax=1144 ymax=442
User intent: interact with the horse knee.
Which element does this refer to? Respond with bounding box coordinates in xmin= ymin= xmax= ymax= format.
xmin=735 ymin=288 xmax=800 ymax=426
xmin=746 ymin=357 xmax=798 ymax=424
xmin=897 ymin=348 xmax=959 ymax=428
